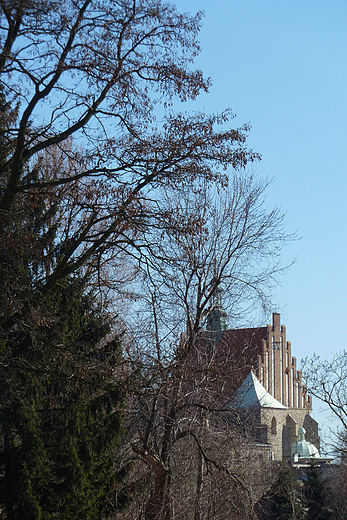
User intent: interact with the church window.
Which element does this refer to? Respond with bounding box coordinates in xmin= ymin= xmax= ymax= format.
xmin=271 ymin=417 xmax=277 ymax=435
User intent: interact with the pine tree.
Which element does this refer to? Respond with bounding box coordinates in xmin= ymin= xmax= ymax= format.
xmin=0 ymin=90 xmax=125 ymax=518
xmin=257 ymin=466 xmax=303 ymax=520
xmin=0 ymin=275 xmax=124 ymax=519
xmin=303 ymin=461 xmax=333 ymax=520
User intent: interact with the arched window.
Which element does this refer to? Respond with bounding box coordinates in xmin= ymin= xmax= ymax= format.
xmin=271 ymin=417 xmax=277 ymax=435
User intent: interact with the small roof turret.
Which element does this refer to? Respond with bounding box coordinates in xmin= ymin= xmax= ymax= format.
xmin=206 ymin=283 xmax=227 ymax=333
xmin=292 ymin=424 xmax=319 ymax=459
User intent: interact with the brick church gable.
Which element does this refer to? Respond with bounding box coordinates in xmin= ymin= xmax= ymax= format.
xmin=188 ymin=312 xmax=320 ymax=461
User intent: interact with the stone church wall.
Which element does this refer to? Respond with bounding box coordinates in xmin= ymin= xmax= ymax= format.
xmin=259 ymin=408 xmax=320 ymax=461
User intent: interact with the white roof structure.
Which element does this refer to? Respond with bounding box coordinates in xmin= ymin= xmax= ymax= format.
xmin=233 ymin=370 xmax=287 ymax=409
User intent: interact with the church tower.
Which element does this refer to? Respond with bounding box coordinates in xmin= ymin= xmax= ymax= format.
xmin=206 ymin=284 xmax=227 ymax=333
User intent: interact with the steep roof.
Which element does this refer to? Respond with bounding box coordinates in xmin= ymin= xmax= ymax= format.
xmin=233 ymin=370 xmax=287 ymax=409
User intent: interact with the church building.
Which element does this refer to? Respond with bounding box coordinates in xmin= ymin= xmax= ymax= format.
xmin=204 ymin=304 xmax=320 ymax=462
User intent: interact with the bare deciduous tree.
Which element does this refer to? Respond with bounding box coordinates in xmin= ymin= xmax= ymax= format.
xmin=0 ymin=3 xmax=294 ymax=517
xmin=303 ymin=352 xmax=347 ymax=432
xmin=120 ymin=175 xmax=293 ymax=519
xmin=0 ymin=0 xmax=259 ymax=327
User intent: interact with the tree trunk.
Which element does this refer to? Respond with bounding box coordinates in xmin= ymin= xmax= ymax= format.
xmin=145 ymin=466 xmax=171 ymax=520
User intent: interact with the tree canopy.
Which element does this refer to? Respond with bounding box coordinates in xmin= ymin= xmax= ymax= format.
xmin=0 ymin=1 xmax=295 ymax=518
xmin=0 ymin=0 xmax=259 ymax=317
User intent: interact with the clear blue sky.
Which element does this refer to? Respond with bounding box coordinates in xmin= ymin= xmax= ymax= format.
xmin=174 ymin=0 xmax=347 ymax=443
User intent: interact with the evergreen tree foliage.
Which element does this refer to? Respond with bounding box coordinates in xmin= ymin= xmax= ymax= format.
xmin=257 ymin=466 xmax=303 ymax=520
xmin=0 ymin=275 xmax=124 ymax=519
xmin=303 ymin=461 xmax=333 ymax=520
xmin=0 ymin=90 xmax=125 ymax=519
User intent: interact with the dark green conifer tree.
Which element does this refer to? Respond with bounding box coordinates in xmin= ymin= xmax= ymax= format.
xmin=303 ymin=461 xmax=333 ymax=520
xmin=0 ymin=89 xmax=125 ymax=519
xmin=257 ymin=466 xmax=303 ymax=520
xmin=0 ymin=275 xmax=124 ymax=519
